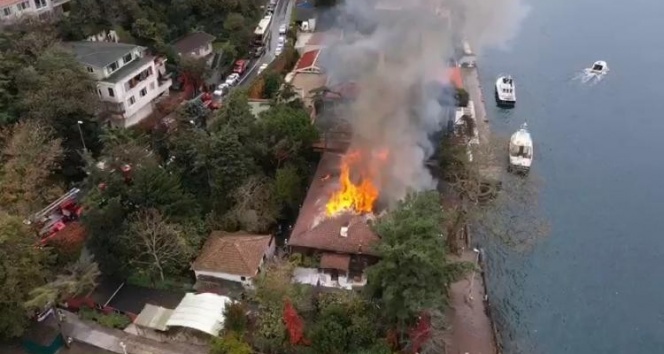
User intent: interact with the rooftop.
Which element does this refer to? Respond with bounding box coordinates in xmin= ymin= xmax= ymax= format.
xmin=165 ymin=293 xmax=231 ymax=336
xmin=103 ymin=55 xmax=154 ymax=84
xmin=0 ymin=0 xmax=21 ymax=7
xmin=172 ymin=32 xmax=216 ymax=55
xmin=192 ymin=232 xmax=273 ymax=277
xmin=288 ymin=152 xmax=380 ymax=256
xmin=68 ymin=41 xmax=144 ymax=69
xmin=295 ymin=49 xmax=322 ymax=72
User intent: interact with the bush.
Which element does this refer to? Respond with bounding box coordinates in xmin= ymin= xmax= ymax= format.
xmin=210 ymin=333 xmax=252 ymax=354
xmin=223 ymin=302 xmax=249 ymax=335
xmin=78 ymin=308 xmax=131 ymax=329
xmin=455 ymin=88 xmax=470 ymax=107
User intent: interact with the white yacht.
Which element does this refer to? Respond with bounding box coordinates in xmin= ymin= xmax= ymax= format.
xmin=508 ymin=122 xmax=533 ymax=174
xmin=495 ymin=75 xmax=516 ymax=108
xmin=589 ymin=60 xmax=609 ymax=75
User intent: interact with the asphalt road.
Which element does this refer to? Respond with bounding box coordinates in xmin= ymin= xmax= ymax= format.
xmin=238 ymin=0 xmax=295 ymax=86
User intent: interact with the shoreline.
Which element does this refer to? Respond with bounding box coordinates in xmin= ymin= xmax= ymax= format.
xmin=444 ymin=62 xmax=503 ymax=353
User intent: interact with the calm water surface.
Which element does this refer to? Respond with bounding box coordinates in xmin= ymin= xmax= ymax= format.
xmin=478 ymin=0 xmax=664 ymax=353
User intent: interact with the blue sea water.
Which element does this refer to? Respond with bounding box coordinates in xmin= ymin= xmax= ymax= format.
xmin=478 ymin=0 xmax=664 ymax=353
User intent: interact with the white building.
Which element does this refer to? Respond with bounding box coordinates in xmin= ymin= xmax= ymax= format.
xmin=0 ymin=0 xmax=72 ymax=24
xmin=192 ymin=232 xmax=275 ymax=288
xmin=69 ymin=41 xmax=172 ymax=127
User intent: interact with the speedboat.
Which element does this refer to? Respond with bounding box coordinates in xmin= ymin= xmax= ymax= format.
xmin=495 ymin=75 xmax=516 ymax=108
xmin=589 ymin=60 xmax=608 ymax=75
xmin=508 ymin=122 xmax=533 ymax=174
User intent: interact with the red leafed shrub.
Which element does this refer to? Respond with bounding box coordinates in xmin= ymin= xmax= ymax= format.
xmin=408 ymin=312 xmax=432 ymax=353
xmin=283 ymin=299 xmax=309 ymax=345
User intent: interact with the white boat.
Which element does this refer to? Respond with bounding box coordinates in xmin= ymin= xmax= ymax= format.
xmin=508 ymin=122 xmax=533 ymax=173
xmin=495 ymin=75 xmax=516 ymax=108
xmin=589 ymin=60 xmax=608 ymax=75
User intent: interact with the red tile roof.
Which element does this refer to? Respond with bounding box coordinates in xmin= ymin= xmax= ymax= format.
xmin=193 ymin=232 xmax=272 ymax=276
xmin=295 ymin=49 xmax=320 ymax=71
xmin=288 ymin=152 xmax=380 ymax=256
xmin=320 ymin=253 xmax=351 ymax=271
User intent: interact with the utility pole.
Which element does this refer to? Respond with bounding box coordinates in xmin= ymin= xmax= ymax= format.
xmin=76 ymin=121 xmax=87 ymax=151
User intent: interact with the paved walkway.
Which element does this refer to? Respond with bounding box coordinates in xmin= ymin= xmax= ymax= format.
xmin=60 ymin=310 xmax=208 ymax=354
xmin=445 ymin=251 xmax=498 ymax=354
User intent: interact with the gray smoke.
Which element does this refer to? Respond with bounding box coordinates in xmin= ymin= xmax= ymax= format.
xmin=318 ymin=0 xmax=528 ymax=205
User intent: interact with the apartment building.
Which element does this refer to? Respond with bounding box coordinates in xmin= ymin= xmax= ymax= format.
xmin=69 ymin=41 xmax=172 ymax=127
xmin=0 ymin=0 xmax=71 ymax=23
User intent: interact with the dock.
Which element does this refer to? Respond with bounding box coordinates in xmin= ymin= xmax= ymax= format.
xmin=461 ymin=66 xmax=503 ymax=185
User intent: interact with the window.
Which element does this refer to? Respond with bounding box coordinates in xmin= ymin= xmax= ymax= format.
xmin=123 ymin=53 xmax=132 ymax=64
xmin=139 ymin=88 xmax=147 ymax=97
xmin=86 ymin=66 xmax=94 ymax=73
xmin=108 ymin=61 xmax=119 ymax=73
xmin=107 ymin=88 xmax=114 ymax=97
xmin=128 ymin=96 xmax=136 ymax=105
xmin=18 ymin=1 xmax=29 ymax=10
xmin=240 ymin=276 xmax=246 ymax=281
xmin=33 ymin=0 xmax=45 ymax=9
xmin=3 ymin=7 xmax=11 ymax=16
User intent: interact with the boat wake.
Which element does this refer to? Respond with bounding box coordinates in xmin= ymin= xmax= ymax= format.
xmin=572 ymin=67 xmax=608 ymax=86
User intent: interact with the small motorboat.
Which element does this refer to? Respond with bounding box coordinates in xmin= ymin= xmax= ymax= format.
xmin=495 ymin=75 xmax=516 ymax=108
xmin=589 ymin=60 xmax=608 ymax=75
xmin=508 ymin=122 xmax=533 ymax=174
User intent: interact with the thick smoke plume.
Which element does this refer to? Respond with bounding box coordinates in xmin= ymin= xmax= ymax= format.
xmin=319 ymin=0 xmax=528 ymax=206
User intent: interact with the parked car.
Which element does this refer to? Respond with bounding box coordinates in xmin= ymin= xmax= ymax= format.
xmin=277 ymin=36 xmax=285 ymax=45
xmin=252 ymin=46 xmax=265 ymax=58
xmin=225 ymin=73 xmax=240 ymax=86
xmin=275 ymin=43 xmax=284 ymax=56
xmin=279 ymin=24 xmax=287 ymax=35
xmin=217 ymin=82 xmax=230 ymax=94
xmin=233 ymin=60 xmax=249 ymax=74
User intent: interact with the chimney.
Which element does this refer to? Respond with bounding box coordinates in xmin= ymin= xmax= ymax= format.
xmin=340 ymin=223 xmax=349 ymax=238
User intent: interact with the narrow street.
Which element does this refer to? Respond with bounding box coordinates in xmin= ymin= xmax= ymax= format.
xmin=59 ymin=311 xmax=208 ymax=354
xmin=239 ymin=0 xmax=295 ymax=86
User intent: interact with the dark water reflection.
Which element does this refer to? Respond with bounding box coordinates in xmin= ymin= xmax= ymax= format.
xmin=477 ymin=0 xmax=664 ymax=353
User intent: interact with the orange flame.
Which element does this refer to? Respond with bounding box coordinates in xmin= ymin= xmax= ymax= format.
xmin=325 ymin=149 xmax=388 ymax=216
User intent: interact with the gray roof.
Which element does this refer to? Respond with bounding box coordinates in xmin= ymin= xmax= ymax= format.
xmin=172 ymin=32 xmax=216 ymax=55
xmin=68 ymin=41 xmax=145 ymax=69
xmin=103 ymin=55 xmax=154 ymax=84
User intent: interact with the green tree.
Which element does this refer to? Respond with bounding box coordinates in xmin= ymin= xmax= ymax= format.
xmin=25 ymin=252 xmax=100 ymax=310
xmin=263 ymin=71 xmax=283 ymax=99
xmin=222 ymin=301 xmax=248 ymax=335
xmin=259 ymin=104 xmax=318 ymax=168
xmin=210 ymin=333 xmax=253 ymax=354
xmin=0 ymin=22 xmax=103 ymax=182
xmin=223 ymin=13 xmax=252 ymax=57
xmin=0 ymin=213 xmax=48 ymax=340
xmin=83 ymin=155 xmax=200 ymax=276
xmin=274 ymin=164 xmax=304 ymax=214
xmin=222 ymin=175 xmax=278 ymax=233
xmin=0 ymin=120 xmax=64 ymax=216
xmin=310 ymin=292 xmax=381 ymax=354
xmin=122 ymin=209 xmax=193 ymax=281
xmin=365 ymin=191 xmax=464 ymax=336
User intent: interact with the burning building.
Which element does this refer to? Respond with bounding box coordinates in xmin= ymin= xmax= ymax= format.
xmin=289 ymin=150 xmax=388 ymax=289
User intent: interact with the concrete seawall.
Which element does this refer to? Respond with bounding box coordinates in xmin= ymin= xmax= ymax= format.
xmin=444 ymin=61 xmax=503 ymax=354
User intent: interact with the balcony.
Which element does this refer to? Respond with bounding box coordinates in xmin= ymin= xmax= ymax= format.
xmin=102 ymin=101 xmax=125 ymax=114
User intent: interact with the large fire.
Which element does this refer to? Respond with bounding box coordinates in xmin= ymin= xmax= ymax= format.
xmin=325 ymin=149 xmax=389 ymax=216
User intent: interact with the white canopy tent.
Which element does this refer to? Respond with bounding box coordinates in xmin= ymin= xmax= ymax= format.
xmin=164 ymin=293 xmax=231 ymax=336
